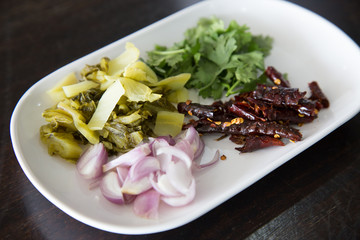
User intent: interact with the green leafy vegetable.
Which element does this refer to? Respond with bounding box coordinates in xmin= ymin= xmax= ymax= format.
xmin=146 ymin=16 xmax=273 ymax=99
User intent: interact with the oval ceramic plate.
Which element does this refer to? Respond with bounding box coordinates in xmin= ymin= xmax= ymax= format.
xmin=10 ymin=0 xmax=360 ymax=235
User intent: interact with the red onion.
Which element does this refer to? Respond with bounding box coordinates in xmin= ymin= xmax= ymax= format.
xmin=127 ymin=156 xmax=160 ymax=182
xmin=77 ymin=126 xmax=220 ymax=218
xmin=150 ymin=138 xmax=170 ymax=156
xmin=116 ymin=166 xmax=129 ymax=183
xmin=166 ymin=158 xmax=193 ymax=194
xmin=102 ymin=143 xmax=151 ymax=172
xmin=161 ymin=177 xmax=196 ymax=207
xmin=100 ymin=169 xmax=136 ymax=204
xmin=155 ymin=146 xmax=192 ymax=169
xmin=121 ymin=175 xmax=152 ymax=195
xmin=133 ymin=189 xmax=160 ymax=219
xmin=149 ymin=135 xmax=176 ymax=146
xmin=149 ymin=171 xmax=182 ymax=197
xmin=176 ymin=126 xmax=204 ymax=159
xmin=77 ymin=143 xmax=107 ymax=180
xmin=100 ymin=171 xmax=126 ymax=204
xmin=174 ymin=139 xmax=194 ymax=162
xmin=193 ymin=149 xmax=220 ymax=170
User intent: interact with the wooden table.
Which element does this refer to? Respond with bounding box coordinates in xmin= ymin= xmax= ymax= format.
xmin=1 ymin=0 xmax=359 ymax=239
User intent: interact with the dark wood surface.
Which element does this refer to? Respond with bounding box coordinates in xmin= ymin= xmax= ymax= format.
xmin=1 ymin=0 xmax=359 ymax=239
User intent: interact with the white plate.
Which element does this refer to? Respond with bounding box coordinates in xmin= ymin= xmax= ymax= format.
xmin=10 ymin=0 xmax=360 ymax=235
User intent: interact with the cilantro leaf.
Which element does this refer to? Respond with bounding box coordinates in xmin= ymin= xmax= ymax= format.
xmin=146 ymin=16 xmax=273 ymax=99
xmin=146 ymin=45 xmax=185 ymax=67
xmin=204 ymin=34 xmax=237 ymax=66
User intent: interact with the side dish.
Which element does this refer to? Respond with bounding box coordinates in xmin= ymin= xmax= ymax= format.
xmin=40 ymin=43 xmax=190 ymax=160
xmin=38 ymin=16 xmax=329 ymax=219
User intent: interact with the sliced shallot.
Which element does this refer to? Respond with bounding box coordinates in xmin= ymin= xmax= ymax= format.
xmin=174 ymin=139 xmax=195 ymax=163
xmin=77 ymin=143 xmax=107 ymax=180
xmin=178 ymin=126 xmax=205 ymax=159
xmin=149 ymin=171 xmax=182 ymax=197
xmin=100 ymin=171 xmax=125 ymax=204
xmin=102 ymin=143 xmax=151 ymax=172
xmin=116 ymin=166 xmax=129 ymax=183
xmin=133 ymin=189 xmax=160 ymax=219
xmin=121 ymin=175 xmax=152 ymax=195
xmin=161 ymin=177 xmax=196 ymax=207
xmin=127 ymin=156 xmax=160 ymax=182
xmin=77 ymin=126 xmax=219 ymax=219
xmin=193 ymin=149 xmax=220 ymax=170
xmin=155 ymin=145 xmax=193 ymax=169
xmin=166 ymin=158 xmax=193 ymax=195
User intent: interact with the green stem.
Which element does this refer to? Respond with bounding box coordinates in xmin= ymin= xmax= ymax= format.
xmin=152 ymin=49 xmax=186 ymax=55
xmin=226 ymin=80 xmax=241 ymax=96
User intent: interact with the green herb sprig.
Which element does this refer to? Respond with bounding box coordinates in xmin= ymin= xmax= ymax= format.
xmin=146 ymin=16 xmax=273 ymax=99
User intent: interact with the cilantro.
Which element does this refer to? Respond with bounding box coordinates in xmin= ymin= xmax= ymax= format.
xmin=146 ymin=16 xmax=273 ymax=99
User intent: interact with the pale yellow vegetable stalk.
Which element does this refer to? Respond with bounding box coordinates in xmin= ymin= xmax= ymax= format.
xmin=115 ymin=110 xmax=142 ymax=125
xmin=166 ymin=88 xmax=189 ymax=103
xmin=107 ymin=42 xmax=140 ymax=76
xmin=47 ymin=72 xmax=78 ymax=102
xmin=149 ymin=73 xmax=191 ymax=90
xmin=123 ymin=61 xmax=158 ymax=83
xmin=153 ymin=111 xmax=185 ymax=137
xmin=100 ymin=75 xmax=118 ymax=91
xmin=62 ymin=81 xmax=99 ymax=98
xmin=120 ymin=77 xmax=161 ymax=102
xmin=87 ymin=80 xmax=125 ymax=130
xmin=57 ymin=101 xmax=99 ymax=144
